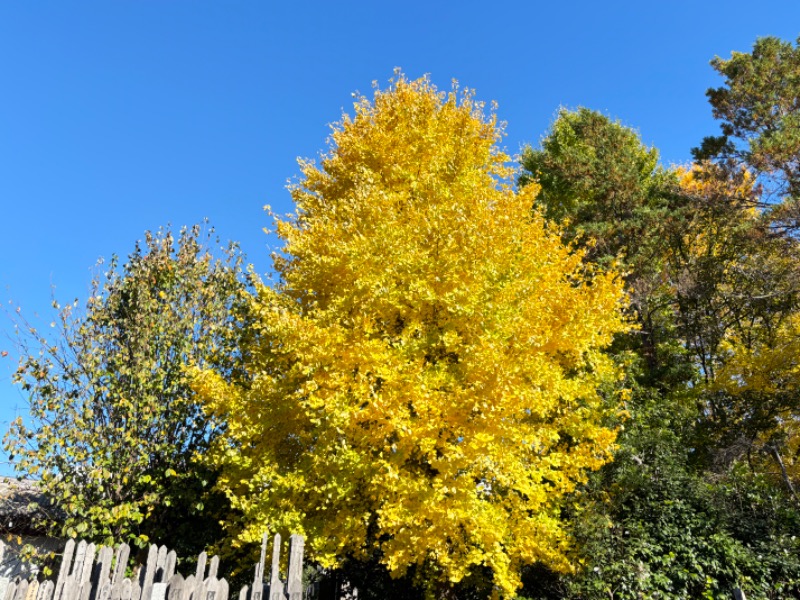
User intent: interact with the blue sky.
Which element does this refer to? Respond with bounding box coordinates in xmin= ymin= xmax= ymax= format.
xmin=1 ymin=1 xmax=799 ymax=475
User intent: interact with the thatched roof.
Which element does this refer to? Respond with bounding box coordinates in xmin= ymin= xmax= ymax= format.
xmin=0 ymin=478 xmax=52 ymax=534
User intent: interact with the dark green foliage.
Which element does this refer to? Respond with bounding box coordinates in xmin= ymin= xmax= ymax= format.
xmin=516 ymin=392 xmax=800 ymax=599
xmin=694 ymin=35 xmax=800 ymax=232
xmin=559 ymin=397 xmax=795 ymax=599
xmin=519 ymin=107 xmax=668 ymax=266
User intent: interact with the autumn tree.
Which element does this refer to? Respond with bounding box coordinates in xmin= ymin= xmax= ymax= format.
xmin=689 ymin=37 xmax=800 ymax=485
xmin=519 ymin=109 xmax=800 ymax=451
xmin=656 ymin=162 xmax=800 ymax=492
xmin=194 ymin=75 xmax=629 ymax=597
xmin=4 ymin=224 xmax=250 ymax=555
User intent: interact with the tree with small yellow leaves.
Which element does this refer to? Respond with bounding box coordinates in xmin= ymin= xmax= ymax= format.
xmin=194 ymin=74 xmax=629 ymax=597
xmin=668 ymin=162 xmax=800 ymax=497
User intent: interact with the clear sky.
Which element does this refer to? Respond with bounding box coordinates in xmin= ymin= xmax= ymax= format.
xmin=1 ymin=1 xmax=799 ymax=475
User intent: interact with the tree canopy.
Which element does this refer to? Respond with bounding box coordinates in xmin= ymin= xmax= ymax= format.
xmin=519 ymin=107 xmax=666 ymax=267
xmin=194 ymin=75 xmax=630 ymax=597
xmin=5 ymin=224 xmax=250 ymax=555
xmin=695 ymin=35 xmax=800 ymax=232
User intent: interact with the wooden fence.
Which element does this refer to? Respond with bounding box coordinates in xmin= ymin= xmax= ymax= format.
xmin=0 ymin=536 xmax=754 ymax=599
xmin=0 ymin=534 xmax=305 ymax=600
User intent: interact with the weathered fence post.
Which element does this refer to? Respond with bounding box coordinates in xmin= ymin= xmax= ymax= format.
xmin=37 ymin=581 xmax=54 ymax=600
xmin=54 ymin=539 xmax=75 ymax=600
xmin=110 ymin=544 xmax=129 ymax=600
xmin=139 ymin=545 xmax=158 ymax=600
xmin=285 ymin=536 xmax=303 ymax=600
xmin=0 ymin=551 xmax=9 ymax=600
xmin=267 ymin=535 xmax=282 ymax=600
xmin=250 ymin=535 xmax=266 ymax=600
xmin=93 ymin=546 xmax=112 ymax=598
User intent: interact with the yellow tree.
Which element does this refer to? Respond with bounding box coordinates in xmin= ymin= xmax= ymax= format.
xmin=671 ymin=163 xmax=800 ymax=493
xmin=194 ymin=75 xmax=629 ymax=596
xmin=714 ymin=312 xmax=800 ymax=492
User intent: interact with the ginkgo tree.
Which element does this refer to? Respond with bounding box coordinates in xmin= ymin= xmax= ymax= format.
xmin=194 ymin=74 xmax=630 ymax=597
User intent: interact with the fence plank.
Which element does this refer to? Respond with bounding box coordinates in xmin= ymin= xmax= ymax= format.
xmin=110 ymin=545 xmax=129 ymax=600
xmin=190 ymin=578 xmax=205 ymax=600
xmin=5 ymin=579 xmax=17 ymax=600
xmin=37 ymin=581 xmax=54 ymax=600
xmin=150 ymin=583 xmax=166 ymax=600
xmin=16 ymin=580 xmax=30 ymax=600
xmin=250 ymin=536 xmax=266 ymax=600
xmin=194 ymin=555 xmax=206 ymax=585
xmin=54 ymin=539 xmax=75 ymax=600
xmin=71 ymin=543 xmax=87 ymax=584
xmin=163 ymin=554 xmax=176 ymax=584
xmin=206 ymin=558 xmax=218 ymax=582
xmin=181 ymin=575 xmax=195 ymax=600
xmin=81 ymin=544 xmax=96 ymax=584
xmin=94 ymin=583 xmax=109 ymax=600
xmin=203 ymin=579 xmax=218 ymax=600
xmin=129 ymin=568 xmax=140 ymax=600
xmin=155 ymin=549 xmax=167 ymax=584
xmin=61 ymin=576 xmax=78 ymax=600
xmin=139 ymin=546 xmax=158 ymax=600
xmin=78 ymin=544 xmax=96 ymax=600
xmin=92 ymin=547 xmax=113 ymax=600
xmin=286 ymin=535 xmax=303 ymax=600
xmin=267 ymin=535 xmax=282 ymax=600
xmin=23 ymin=581 xmax=37 ymax=600
xmin=165 ymin=574 xmax=183 ymax=600
xmin=216 ymin=580 xmax=227 ymax=600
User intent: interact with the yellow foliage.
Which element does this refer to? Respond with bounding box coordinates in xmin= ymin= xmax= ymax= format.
xmin=713 ymin=312 xmax=800 ymax=479
xmin=715 ymin=312 xmax=800 ymax=398
xmin=673 ymin=163 xmax=759 ymax=266
xmin=676 ymin=162 xmax=757 ymax=203
xmin=676 ymin=162 xmax=800 ymax=486
xmin=195 ymin=74 xmax=629 ymax=596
